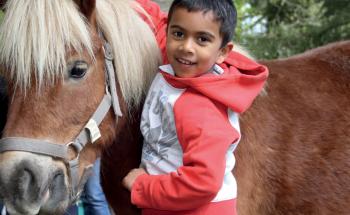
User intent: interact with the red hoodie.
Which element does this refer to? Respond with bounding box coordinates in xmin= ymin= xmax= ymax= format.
xmin=133 ymin=1 xmax=269 ymax=214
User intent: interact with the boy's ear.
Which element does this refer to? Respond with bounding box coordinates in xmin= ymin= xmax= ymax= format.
xmin=216 ymin=42 xmax=234 ymax=64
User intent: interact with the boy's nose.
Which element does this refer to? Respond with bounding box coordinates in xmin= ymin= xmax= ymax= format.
xmin=180 ymin=39 xmax=195 ymax=54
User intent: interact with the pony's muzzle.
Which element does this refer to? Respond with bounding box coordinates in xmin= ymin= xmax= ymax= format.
xmin=0 ymin=151 xmax=69 ymax=215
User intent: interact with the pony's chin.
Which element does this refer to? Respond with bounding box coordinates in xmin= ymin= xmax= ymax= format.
xmin=5 ymin=204 xmax=40 ymax=215
xmin=38 ymin=195 xmax=70 ymax=215
xmin=3 ymin=191 xmax=69 ymax=215
xmin=4 ymin=203 xmax=67 ymax=215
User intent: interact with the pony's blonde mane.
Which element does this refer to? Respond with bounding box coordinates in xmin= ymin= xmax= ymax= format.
xmin=96 ymin=0 xmax=160 ymax=106
xmin=0 ymin=0 xmax=161 ymax=107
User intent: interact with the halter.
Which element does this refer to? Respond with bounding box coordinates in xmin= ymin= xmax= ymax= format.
xmin=0 ymin=38 xmax=122 ymax=202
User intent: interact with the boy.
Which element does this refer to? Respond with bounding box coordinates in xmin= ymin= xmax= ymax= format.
xmin=123 ymin=0 xmax=268 ymax=214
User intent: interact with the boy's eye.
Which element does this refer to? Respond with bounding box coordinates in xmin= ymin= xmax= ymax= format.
xmin=172 ymin=31 xmax=184 ymax=38
xmin=198 ymin=36 xmax=210 ymax=44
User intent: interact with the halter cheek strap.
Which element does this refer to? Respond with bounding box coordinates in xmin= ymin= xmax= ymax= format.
xmin=104 ymin=41 xmax=122 ymax=117
xmin=0 ymin=39 xmax=122 ymax=202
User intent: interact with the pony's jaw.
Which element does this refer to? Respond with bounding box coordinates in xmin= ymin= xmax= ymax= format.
xmin=0 ymin=152 xmax=69 ymax=215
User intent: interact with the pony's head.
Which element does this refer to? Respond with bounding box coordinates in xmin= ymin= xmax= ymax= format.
xmin=0 ymin=0 xmax=160 ymax=214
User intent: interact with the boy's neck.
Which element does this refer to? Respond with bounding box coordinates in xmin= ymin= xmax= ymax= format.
xmin=171 ymin=64 xmax=223 ymax=78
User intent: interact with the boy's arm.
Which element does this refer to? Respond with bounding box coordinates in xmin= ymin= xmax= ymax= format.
xmin=131 ymin=96 xmax=239 ymax=211
xmin=134 ymin=0 xmax=168 ymax=62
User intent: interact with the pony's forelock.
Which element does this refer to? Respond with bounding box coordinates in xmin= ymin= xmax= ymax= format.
xmin=0 ymin=0 xmax=94 ymax=91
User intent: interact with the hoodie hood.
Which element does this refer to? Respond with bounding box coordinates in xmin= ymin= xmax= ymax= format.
xmin=160 ymin=51 xmax=268 ymax=113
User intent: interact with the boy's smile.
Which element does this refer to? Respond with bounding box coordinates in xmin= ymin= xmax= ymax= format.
xmin=166 ymin=8 xmax=232 ymax=78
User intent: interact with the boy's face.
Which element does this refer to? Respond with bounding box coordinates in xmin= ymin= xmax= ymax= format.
xmin=166 ymin=8 xmax=232 ymax=78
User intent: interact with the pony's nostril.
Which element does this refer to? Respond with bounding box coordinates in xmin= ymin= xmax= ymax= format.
xmin=18 ymin=169 xmax=35 ymax=196
xmin=52 ymin=171 xmax=64 ymax=189
xmin=49 ymin=170 xmax=67 ymax=203
xmin=12 ymin=161 xmax=42 ymax=203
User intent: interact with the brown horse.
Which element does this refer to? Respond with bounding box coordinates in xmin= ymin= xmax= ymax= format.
xmin=0 ymin=1 xmax=349 ymax=215
xmin=0 ymin=0 xmax=160 ymax=214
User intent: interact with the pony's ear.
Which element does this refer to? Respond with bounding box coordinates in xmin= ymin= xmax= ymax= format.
xmin=75 ymin=0 xmax=96 ymax=20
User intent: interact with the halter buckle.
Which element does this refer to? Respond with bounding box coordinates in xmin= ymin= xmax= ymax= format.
xmin=85 ymin=119 xmax=101 ymax=143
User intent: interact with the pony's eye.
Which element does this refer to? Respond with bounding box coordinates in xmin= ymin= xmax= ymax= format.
xmin=69 ymin=61 xmax=88 ymax=79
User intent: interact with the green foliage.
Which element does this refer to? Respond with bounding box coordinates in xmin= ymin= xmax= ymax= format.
xmin=235 ymin=0 xmax=350 ymax=59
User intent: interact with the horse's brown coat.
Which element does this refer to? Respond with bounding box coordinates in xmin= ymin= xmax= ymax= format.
xmin=236 ymin=41 xmax=350 ymax=215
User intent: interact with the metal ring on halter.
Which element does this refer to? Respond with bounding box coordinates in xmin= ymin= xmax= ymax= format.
xmin=66 ymin=141 xmax=81 ymax=160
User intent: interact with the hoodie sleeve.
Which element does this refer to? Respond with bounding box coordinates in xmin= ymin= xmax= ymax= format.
xmin=131 ymin=90 xmax=239 ymax=210
xmin=135 ymin=0 xmax=168 ymax=62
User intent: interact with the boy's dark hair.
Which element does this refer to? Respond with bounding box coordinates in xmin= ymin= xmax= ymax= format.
xmin=167 ymin=0 xmax=237 ymax=47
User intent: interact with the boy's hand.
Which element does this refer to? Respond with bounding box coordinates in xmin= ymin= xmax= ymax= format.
xmin=122 ymin=168 xmax=147 ymax=191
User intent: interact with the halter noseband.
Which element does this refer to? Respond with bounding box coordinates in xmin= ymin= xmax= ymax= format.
xmin=0 ymin=38 xmax=122 ymax=202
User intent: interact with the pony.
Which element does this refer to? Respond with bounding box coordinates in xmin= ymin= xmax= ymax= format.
xmin=0 ymin=1 xmax=349 ymax=215
xmin=0 ymin=0 xmax=160 ymax=214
